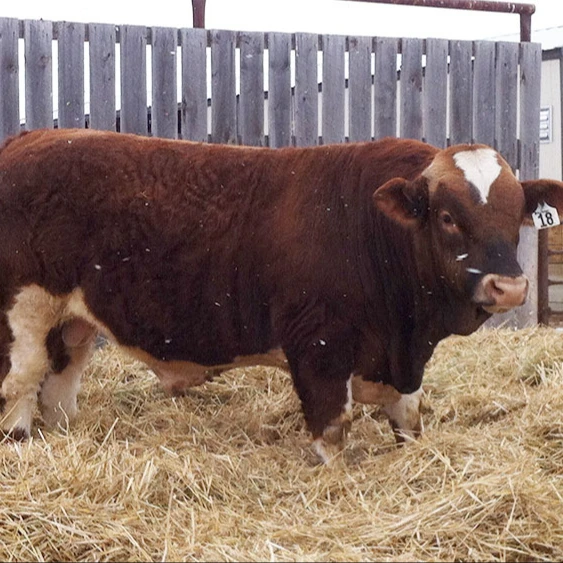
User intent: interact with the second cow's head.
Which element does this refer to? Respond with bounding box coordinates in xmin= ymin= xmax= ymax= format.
xmin=374 ymin=143 xmax=563 ymax=315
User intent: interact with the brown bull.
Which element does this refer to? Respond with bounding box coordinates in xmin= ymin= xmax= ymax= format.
xmin=0 ymin=128 xmax=560 ymax=462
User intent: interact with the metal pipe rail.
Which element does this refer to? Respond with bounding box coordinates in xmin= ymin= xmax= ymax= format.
xmin=191 ymin=0 xmax=536 ymax=41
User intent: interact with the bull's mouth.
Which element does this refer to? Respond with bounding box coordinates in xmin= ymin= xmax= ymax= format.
xmin=481 ymin=304 xmax=511 ymax=315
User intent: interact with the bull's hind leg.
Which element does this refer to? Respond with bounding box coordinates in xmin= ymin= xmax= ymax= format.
xmin=1 ymin=285 xmax=64 ymax=439
xmin=39 ymin=319 xmax=96 ymax=429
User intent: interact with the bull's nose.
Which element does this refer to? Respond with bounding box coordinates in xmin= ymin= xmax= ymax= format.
xmin=475 ymin=274 xmax=529 ymax=314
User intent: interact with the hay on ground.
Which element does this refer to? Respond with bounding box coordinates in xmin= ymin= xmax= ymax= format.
xmin=2 ymin=326 xmax=563 ymax=561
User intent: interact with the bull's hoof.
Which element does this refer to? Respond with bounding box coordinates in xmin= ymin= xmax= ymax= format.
xmin=311 ymin=415 xmax=352 ymax=465
xmin=388 ymin=418 xmax=422 ymax=445
xmin=1 ymin=426 xmax=29 ymax=442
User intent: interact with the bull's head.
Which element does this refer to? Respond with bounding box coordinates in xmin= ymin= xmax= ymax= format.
xmin=373 ymin=144 xmax=563 ymax=317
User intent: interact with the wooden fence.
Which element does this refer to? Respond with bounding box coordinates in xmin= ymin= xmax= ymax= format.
xmin=0 ymin=17 xmax=543 ymax=325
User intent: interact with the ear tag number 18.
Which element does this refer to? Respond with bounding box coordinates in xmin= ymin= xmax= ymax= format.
xmin=533 ymin=202 xmax=561 ymax=230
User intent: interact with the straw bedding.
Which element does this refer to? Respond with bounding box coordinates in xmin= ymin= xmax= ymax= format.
xmin=2 ymin=326 xmax=563 ymax=561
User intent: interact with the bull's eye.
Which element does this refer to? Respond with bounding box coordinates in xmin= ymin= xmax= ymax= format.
xmin=438 ymin=210 xmax=460 ymax=234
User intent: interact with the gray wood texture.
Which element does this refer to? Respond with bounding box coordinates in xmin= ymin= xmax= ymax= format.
xmin=348 ymin=35 xmax=372 ymax=142
xmin=239 ymin=31 xmax=265 ymax=146
xmin=423 ymin=38 xmax=448 ymax=148
xmin=294 ymin=33 xmax=318 ymax=147
xmin=151 ymin=26 xmax=178 ymax=139
xmin=120 ymin=25 xmax=148 ymax=135
xmin=24 ymin=19 xmax=53 ymax=130
xmin=210 ymin=29 xmax=236 ymax=144
xmin=58 ymin=21 xmax=85 ymax=129
xmin=373 ymin=37 xmax=398 ymax=139
xmin=321 ymin=33 xmax=345 ymax=145
xmin=267 ymin=32 xmax=291 ymax=148
xmin=473 ymin=41 xmax=496 ymax=146
xmin=399 ymin=38 xmax=423 ymax=141
xmin=495 ymin=41 xmax=519 ymax=169
xmin=0 ymin=18 xmax=20 ymax=140
xmin=515 ymin=41 xmax=542 ymax=328
xmin=180 ymin=27 xmax=207 ymax=142
xmin=449 ymin=40 xmax=473 ymax=145
xmin=89 ymin=23 xmax=116 ymax=131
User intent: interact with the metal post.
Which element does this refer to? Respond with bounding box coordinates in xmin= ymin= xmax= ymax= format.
xmin=192 ymin=0 xmax=207 ymax=28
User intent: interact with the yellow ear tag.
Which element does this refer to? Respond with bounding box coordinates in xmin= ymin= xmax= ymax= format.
xmin=533 ymin=202 xmax=560 ymax=230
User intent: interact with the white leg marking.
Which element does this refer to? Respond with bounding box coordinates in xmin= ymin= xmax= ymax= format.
xmin=453 ymin=148 xmax=501 ymax=204
xmin=312 ymin=375 xmax=354 ymax=464
xmin=39 ymin=338 xmax=95 ymax=428
xmin=2 ymin=286 xmax=66 ymax=436
xmin=312 ymin=437 xmax=333 ymax=465
xmin=344 ymin=374 xmax=353 ymax=417
xmin=382 ymin=387 xmax=424 ymax=440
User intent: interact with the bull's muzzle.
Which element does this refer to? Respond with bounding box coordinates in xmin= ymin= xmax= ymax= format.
xmin=474 ymin=274 xmax=529 ymax=314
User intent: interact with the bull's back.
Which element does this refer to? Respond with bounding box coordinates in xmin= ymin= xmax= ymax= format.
xmin=0 ymin=130 xmax=282 ymax=363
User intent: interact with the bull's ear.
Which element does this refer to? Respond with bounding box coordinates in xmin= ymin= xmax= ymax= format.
xmin=373 ymin=176 xmax=429 ymax=227
xmin=521 ymin=179 xmax=563 ymax=225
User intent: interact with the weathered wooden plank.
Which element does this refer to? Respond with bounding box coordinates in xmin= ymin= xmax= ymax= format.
xmin=0 ymin=18 xmax=20 ymax=140
xmin=495 ymin=41 xmax=519 ymax=169
xmin=399 ymin=38 xmax=423 ymax=141
xmin=267 ymin=32 xmax=291 ymax=148
xmin=294 ymin=33 xmax=319 ymax=147
xmin=373 ymin=37 xmax=398 ymax=139
xmin=151 ymin=26 xmax=178 ymax=139
xmin=348 ymin=35 xmax=372 ymax=142
xmin=89 ymin=23 xmax=116 ymax=132
xmin=473 ymin=41 xmax=496 ymax=147
xmin=492 ymin=42 xmax=542 ymax=329
xmin=58 ymin=21 xmax=85 ymax=129
xmin=120 ymin=25 xmax=148 ymax=135
xmin=519 ymin=42 xmax=542 ymax=180
xmin=24 ymin=19 xmax=53 ymax=130
xmin=210 ymin=29 xmax=236 ymax=144
xmin=239 ymin=31 xmax=264 ymax=146
xmin=321 ymin=34 xmax=345 ymax=145
xmin=180 ymin=28 xmax=207 ymax=142
xmin=423 ymin=38 xmax=448 ymax=148
xmin=449 ymin=40 xmax=473 ymax=145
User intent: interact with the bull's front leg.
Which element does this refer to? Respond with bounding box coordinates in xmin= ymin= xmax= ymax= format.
xmin=283 ymin=330 xmax=356 ymax=464
xmin=352 ymin=376 xmax=424 ymax=443
xmin=356 ymin=377 xmax=424 ymax=443
xmin=363 ymin=331 xmax=433 ymax=443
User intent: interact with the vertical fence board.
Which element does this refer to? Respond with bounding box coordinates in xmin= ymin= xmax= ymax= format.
xmin=267 ymin=32 xmax=291 ymax=148
xmin=423 ymin=38 xmax=448 ymax=147
xmin=348 ymin=35 xmax=372 ymax=142
xmin=58 ymin=21 xmax=85 ymax=129
xmin=239 ymin=31 xmax=264 ymax=146
xmin=211 ymin=29 xmax=236 ymax=144
xmin=449 ymin=40 xmax=473 ymax=144
xmin=495 ymin=41 xmax=519 ymax=169
xmin=518 ymin=42 xmax=542 ymax=327
xmin=24 ymin=19 xmax=53 ymax=130
xmin=400 ymin=38 xmax=423 ymax=140
xmin=295 ymin=33 xmax=318 ymax=146
xmin=473 ymin=41 xmax=496 ymax=146
xmin=0 ymin=18 xmax=20 ymax=140
xmin=374 ymin=37 xmax=398 ymax=139
xmin=120 ymin=25 xmax=147 ymax=135
xmin=89 ymin=23 xmax=116 ymax=131
xmin=321 ymin=34 xmax=345 ymax=145
xmin=180 ymin=28 xmax=207 ymax=142
xmin=151 ymin=26 xmax=178 ymax=139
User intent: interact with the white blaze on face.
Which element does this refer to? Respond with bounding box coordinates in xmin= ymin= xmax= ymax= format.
xmin=453 ymin=148 xmax=501 ymax=204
